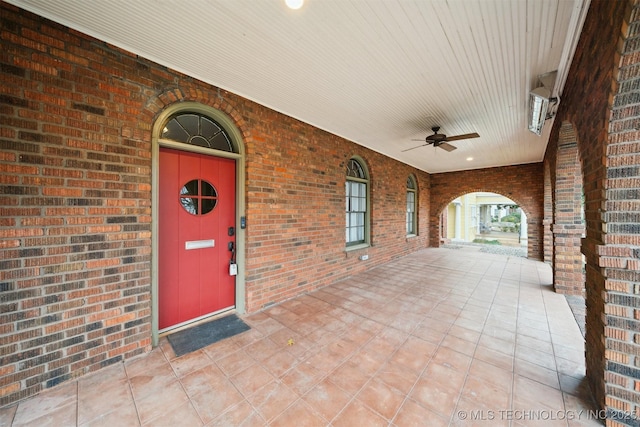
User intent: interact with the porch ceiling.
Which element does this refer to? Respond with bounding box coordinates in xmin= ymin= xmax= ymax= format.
xmin=8 ymin=0 xmax=589 ymax=173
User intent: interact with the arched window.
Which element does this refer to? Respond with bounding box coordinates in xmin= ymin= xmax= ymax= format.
xmin=160 ymin=113 xmax=235 ymax=152
xmin=407 ymin=175 xmax=417 ymax=235
xmin=346 ymin=157 xmax=369 ymax=247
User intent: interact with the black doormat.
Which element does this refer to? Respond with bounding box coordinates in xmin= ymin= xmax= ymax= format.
xmin=167 ymin=314 xmax=250 ymax=357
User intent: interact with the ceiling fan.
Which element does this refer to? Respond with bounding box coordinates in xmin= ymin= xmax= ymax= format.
xmin=402 ymin=126 xmax=480 ymax=152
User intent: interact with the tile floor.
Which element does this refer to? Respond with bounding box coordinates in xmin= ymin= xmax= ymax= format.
xmin=0 ymin=247 xmax=602 ymax=426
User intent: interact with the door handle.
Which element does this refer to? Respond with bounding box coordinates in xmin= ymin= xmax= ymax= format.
xmin=228 ymin=241 xmax=236 ymax=263
xmin=228 ymin=241 xmax=237 ymax=276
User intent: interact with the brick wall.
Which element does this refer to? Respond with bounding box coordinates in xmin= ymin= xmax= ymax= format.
xmin=0 ymin=3 xmax=430 ymax=406
xmin=244 ymin=126 xmax=431 ymax=311
xmin=544 ymin=0 xmax=640 ymax=422
xmin=551 ymin=122 xmax=585 ymax=295
xmin=0 ymin=5 xmax=155 ymax=405
xmin=543 ymin=160 xmax=554 ymax=265
xmin=429 ymin=163 xmax=545 ymax=260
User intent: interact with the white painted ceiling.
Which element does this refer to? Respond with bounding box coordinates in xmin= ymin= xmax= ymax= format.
xmin=8 ymin=0 xmax=589 ymax=173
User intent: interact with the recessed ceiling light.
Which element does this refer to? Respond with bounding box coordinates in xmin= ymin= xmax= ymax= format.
xmin=285 ymin=0 xmax=304 ymax=9
xmin=466 ymin=157 xmax=474 ymax=161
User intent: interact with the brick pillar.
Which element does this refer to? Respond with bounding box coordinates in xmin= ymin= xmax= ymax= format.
xmin=599 ymin=1 xmax=640 ymax=420
xmin=543 ymin=161 xmax=554 ymax=264
xmin=552 ymin=135 xmax=585 ymax=295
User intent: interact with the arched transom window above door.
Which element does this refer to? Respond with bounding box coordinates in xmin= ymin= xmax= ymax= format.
xmin=161 ymin=113 xmax=236 ymax=152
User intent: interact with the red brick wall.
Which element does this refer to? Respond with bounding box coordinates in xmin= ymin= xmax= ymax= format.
xmin=244 ymin=128 xmax=431 ymax=311
xmin=544 ymin=0 xmax=639 ymax=419
xmin=0 ymin=3 xmax=430 ymax=406
xmin=550 ymin=122 xmax=585 ymax=295
xmin=429 ymin=164 xmax=545 ymax=260
xmin=543 ymin=159 xmax=554 ymax=265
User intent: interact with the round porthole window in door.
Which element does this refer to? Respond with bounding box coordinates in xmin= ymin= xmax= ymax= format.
xmin=180 ymin=179 xmax=218 ymax=215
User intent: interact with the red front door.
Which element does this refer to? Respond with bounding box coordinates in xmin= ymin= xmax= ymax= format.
xmin=159 ymin=147 xmax=236 ymax=330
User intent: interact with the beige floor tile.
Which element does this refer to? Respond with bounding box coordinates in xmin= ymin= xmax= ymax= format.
xmin=261 ymin=348 xmax=300 ymax=378
xmin=514 ymin=358 xmax=560 ymax=389
xmin=79 ymin=399 xmax=140 ymax=427
xmin=356 ymin=377 xmax=405 ymax=420
xmin=231 ymin=327 xmax=265 ymax=348
xmin=246 ymin=380 xmax=298 ymax=422
xmin=360 ymin=335 xmax=399 ymax=362
xmin=447 ymin=325 xmax=481 ymax=344
xmin=512 ymin=375 xmax=565 ymax=412
xmin=200 ymin=336 xmax=242 ymax=361
xmin=393 ymin=398 xmax=450 ymax=427
xmin=440 ymin=334 xmax=478 ymax=356
xmin=12 ymin=381 xmax=77 ymax=426
xmin=452 ymin=397 xmax=511 ymax=427
xmin=243 ymin=336 xmax=282 ymax=362
xmin=0 ymin=405 xmax=17 ymax=427
xmin=460 ymin=374 xmax=511 ymax=409
xmin=13 ymin=401 xmax=76 ymax=427
xmin=180 ymin=364 xmax=229 ymax=398
xmin=411 ymin=362 xmax=466 ymax=419
xmin=230 ymin=363 xmax=275 ymax=397
xmin=431 ymin=346 xmax=473 ymax=373
xmin=134 ymin=379 xmax=188 ymax=425
xmin=387 ymin=344 xmax=431 ymax=374
xmin=517 ymin=334 xmax=554 ymax=354
xmin=409 ymin=377 xmax=461 ymax=419
xmin=467 ymin=358 xmax=513 ymax=392
xmin=347 ymin=348 xmax=386 ymax=376
xmin=302 ymin=378 xmax=352 ymax=422
xmin=77 ymin=378 xmax=133 ymax=425
xmin=168 ymin=349 xmax=213 ymax=378
xmin=269 ymin=399 xmax=327 ymax=427
xmin=374 ymin=360 xmax=421 ymax=395
xmin=189 ymin=383 xmax=245 ymax=424
xmin=214 ymin=348 xmax=255 ymax=376
xmin=281 ymin=361 xmax=324 ymax=396
xmin=332 ymin=399 xmax=387 ymax=427
xmin=326 ymin=360 xmax=371 ymax=396
xmin=128 ymin=361 xmax=176 ymax=401
xmin=478 ymin=334 xmax=516 ymax=356
xmin=125 ymin=347 xmax=168 ymax=378
xmin=482 ymin=324 xmax=517 ymax=341
xmin=208 ymin=400 xmax=264 ymax=427
xmin=474 ymin=344 xmax=515 ymax=372
xmin=3 ymin=248 xmax=595 ymax=427
xmin=142 ymin=400 xmax=202 ymax=427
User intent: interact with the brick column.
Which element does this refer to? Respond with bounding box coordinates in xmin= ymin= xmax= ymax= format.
xmin=599 ymin=1 xmax=640 ymax=420
xmin=552 ymin=138 xmax=585 ymax=295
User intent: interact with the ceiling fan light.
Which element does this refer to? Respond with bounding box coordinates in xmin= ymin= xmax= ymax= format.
xmin=285 ymin=0 xmax=304 ymax=10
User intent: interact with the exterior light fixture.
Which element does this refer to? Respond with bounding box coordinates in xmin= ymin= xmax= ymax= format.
xmin=528 ymin=71 xmax=559 ymax=136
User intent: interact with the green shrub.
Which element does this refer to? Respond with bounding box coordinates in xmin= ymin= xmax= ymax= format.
xmin=500 ymin=213 xmax=521 ymax=223
xmin=472 ymin=238 xmax=501 ymax=245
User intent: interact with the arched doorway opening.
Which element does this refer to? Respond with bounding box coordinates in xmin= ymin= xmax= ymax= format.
xmin=441 ymin=192 xmax=528 ymax=257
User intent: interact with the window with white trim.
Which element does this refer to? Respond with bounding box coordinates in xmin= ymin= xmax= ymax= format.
xmin=407 ymin=175 xmax=417 ymax=235
xmin=346 ymin=158 xmax=369 ymax=246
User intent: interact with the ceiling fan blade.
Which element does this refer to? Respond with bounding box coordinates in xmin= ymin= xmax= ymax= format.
xmin=402 ymin=143 xmax=428 ymax=152
xmin=438 ymin=142 xmax=457 ymax=152
xmin=445 ymin=132 xmax=480 ymax=142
